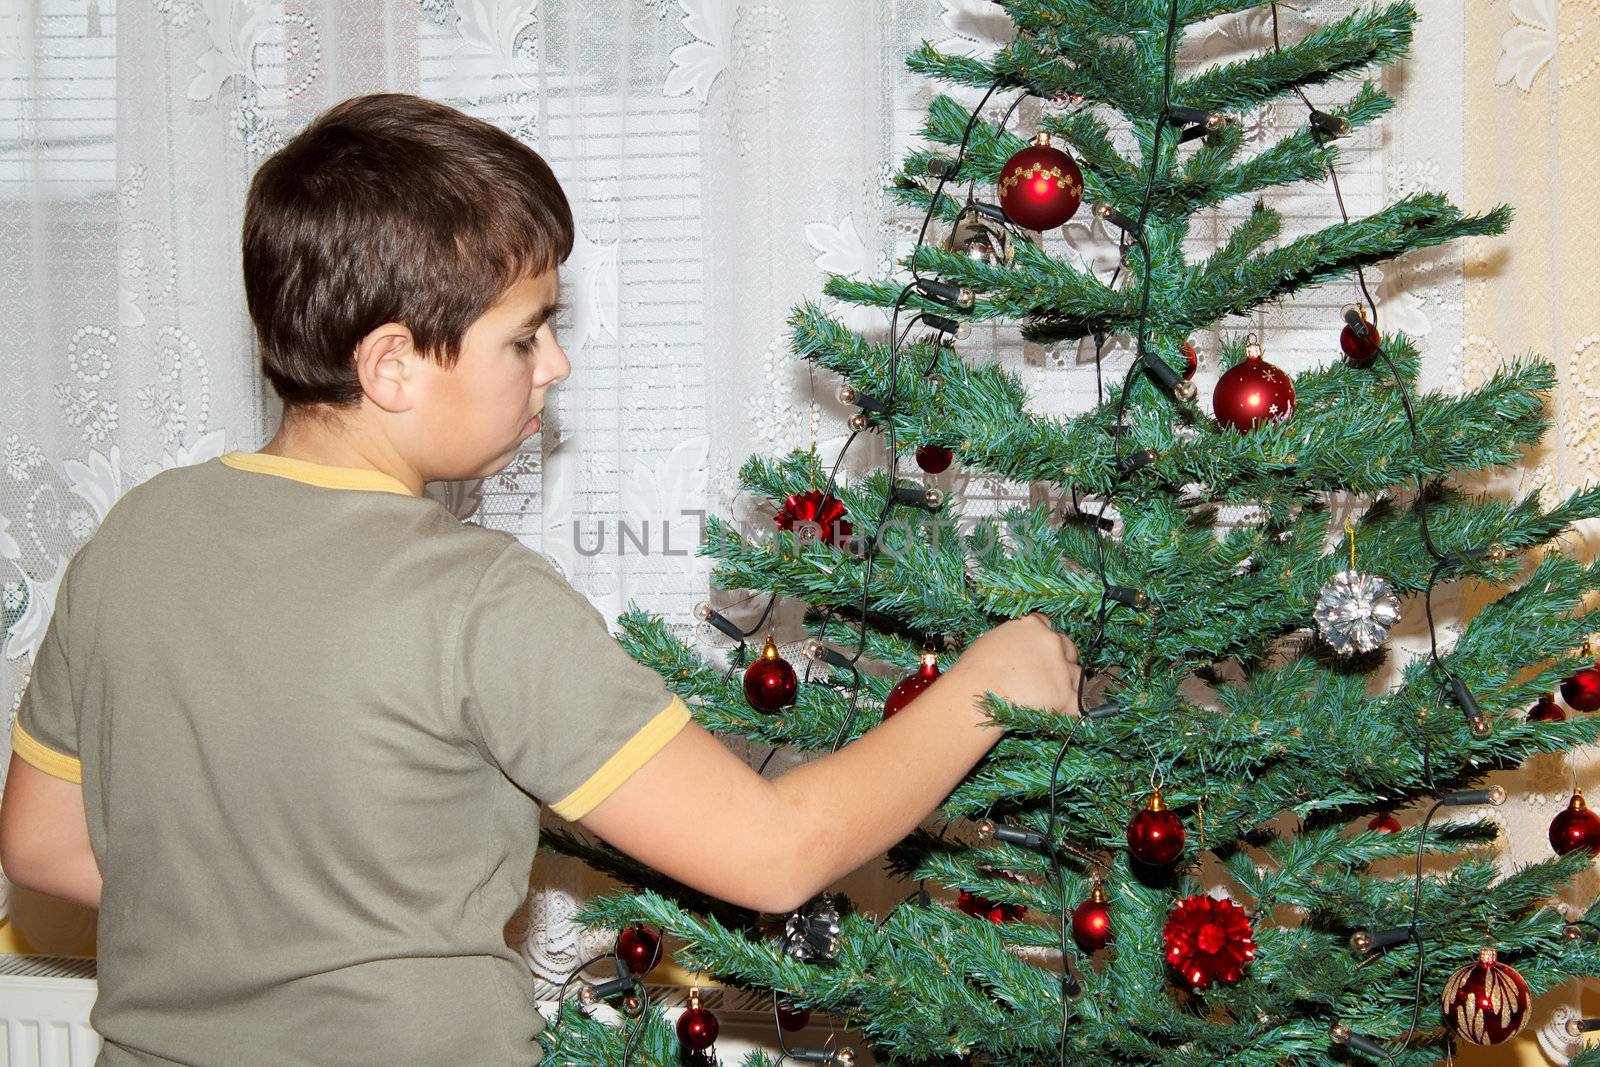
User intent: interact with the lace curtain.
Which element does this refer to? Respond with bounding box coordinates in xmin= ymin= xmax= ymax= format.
xmin=2 ymin=2 xmax=1594 ymax=1056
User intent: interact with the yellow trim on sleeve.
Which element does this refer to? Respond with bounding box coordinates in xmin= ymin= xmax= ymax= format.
xmin=10 ymin=720 xmax=83 ymax=785
xmin=548 ymin=697 xmax=693 ymax=821
xmin=219 ymin=451 xmax=417 ymax=497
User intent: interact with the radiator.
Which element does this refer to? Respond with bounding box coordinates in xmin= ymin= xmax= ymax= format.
xmin=0 ymin=955 xmax=99 ymax=1067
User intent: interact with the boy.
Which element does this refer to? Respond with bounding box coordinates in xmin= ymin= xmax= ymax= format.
xmin=0 ymin=94 xmax=1080 ymax=1065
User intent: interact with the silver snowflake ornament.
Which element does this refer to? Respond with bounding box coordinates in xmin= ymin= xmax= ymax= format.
xmin=1314 ymin=569 xmax=1402 ymax=655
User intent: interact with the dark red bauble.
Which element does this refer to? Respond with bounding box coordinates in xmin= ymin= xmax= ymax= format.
xmin=1213 ymin=343 xmax=1295 ymax=431
xmin=676 ymin=990 xmax=720 ymax=1051
xmin=1070 ymin=881 xmax=1113 ymax=953
xmin=884 ymin=652 xmax=941 ymax=719
xmin=1367 ymin=813 xmax=1402 ymax=834
xmin=1561 ymin=665 xmax=1600 ymax=711
xmin=956 ymin=890 xmax=1025 ymax=924
xmin=1529 ymin=694 xmax=1566 ymax=722
xmin=1181 ymin=340 xmax=1198 ymax=381
xmin=743 ymin=634 xmax=798 ymax=712
xmin=1127 ymin=788 xmax=1185 ymax=866
xmin=1162 ymin=894 xmax=1256 ymax=989
xmin=915 ymin=444 xmax=954 ymax=474
xmin=997 ymin=132 xmax=1084 ymax=231
xmin=776 ymin=1003 xmax=811 ymax=1031
xmin=1549 ymin=788 xmax=1600 ymax=856
xmin=956 ymin=870 xmax=1027 ymax=923
xmin=775 ymin=489 xmax=853 ymax=549
xmin=1442 ymin=947 xmax=1530 ymax=1046
xmin=615 ymin=924 xmax=660 ymax=977
xmin=1340 ymin=319 xmax=1382 ymax=367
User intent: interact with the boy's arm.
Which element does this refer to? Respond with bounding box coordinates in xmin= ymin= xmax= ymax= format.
xmin=0 ymin=754 xmax=102 ymax=910
xmin=579 ymin=616 xmax=1077 ymax=914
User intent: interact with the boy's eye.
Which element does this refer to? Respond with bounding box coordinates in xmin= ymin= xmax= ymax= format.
xmin=512 ymin=336 xmax=537 ymax=354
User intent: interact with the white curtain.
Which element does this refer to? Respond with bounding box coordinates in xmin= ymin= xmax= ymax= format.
xmin=9 ymin=0 xmax=1562 ymax=1037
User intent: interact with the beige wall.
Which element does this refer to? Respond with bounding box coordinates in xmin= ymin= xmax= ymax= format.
xmin=1460 ymin=5 xmax=1598 ymax=1065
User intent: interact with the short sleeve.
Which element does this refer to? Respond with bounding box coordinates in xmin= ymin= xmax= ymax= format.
xmin=12 ymin=558 xmax=83 ymax=785
xmin=456 ymin=543 xmax=690 ymax=821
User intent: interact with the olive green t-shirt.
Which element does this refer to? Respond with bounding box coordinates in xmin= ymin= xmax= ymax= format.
xmin=10 ymin=451 xmax=691 ymax=1066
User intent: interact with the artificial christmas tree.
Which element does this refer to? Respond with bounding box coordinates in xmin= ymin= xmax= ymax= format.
xmin=540 ymin=3 xmax=1600 ymax=1064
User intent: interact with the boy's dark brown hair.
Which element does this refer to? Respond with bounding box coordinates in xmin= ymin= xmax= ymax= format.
xmin=243 ymin=93 xmax=573 ymax=408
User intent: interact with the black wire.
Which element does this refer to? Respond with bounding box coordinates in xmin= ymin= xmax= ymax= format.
xmin=1397 ymin=799 xmax=1447 ymax=1060
xmin=914 ymin=84 xmax=1006 ymax=281
xmin=1269 ymin=8 xmax=1478 ymax=1058
xmin=1043 ymin=9 xmax=1183 ymax=1066
xmin=553 ymin=945 xmax=659 ymax=1067
xmin=760 ymin=81 xmax=1012 ymax=1055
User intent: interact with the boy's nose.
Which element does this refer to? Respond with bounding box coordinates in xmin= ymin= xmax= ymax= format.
xmin=537 ymin=341 xmax=571 ymax=388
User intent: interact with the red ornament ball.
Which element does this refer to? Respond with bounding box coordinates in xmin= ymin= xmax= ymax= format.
xmin=915 ymin=444 xmax=953 ymax=474
xmin=1070 ymin=881 xmax=1113 ymax=953
xmin=997 ymin=132 xmax=1083 ymax=231
xmin=1340 ymin=318 xmax=1382 ymax=367
xmin=615 ymin=924 xmax=660 ymax=977
xmin=677 ymin=990 xmax=720 ymax=1051
xmin=1367 ymin=812 xmax=1402 ymax=834
xmin=1549 ymin=789 xmax=1600 ymax=856
xmin=1162 ymin=894 xmax=1256 ymax=989
xmin=1442 ymin=947 xmax=1530 ymax=1046
xmin=775 ymin=489 xmax=853 ymax=549
xmin=1529 ymin=694 xmax=1566 ymax=722
xmin=743 ymin=634 xmax=798 ymax=713
xmin=884 ymin=652 xmax=941 ymax=719
xmin=1213 ymin=343 xmax=1294 ymax=432
xmin=1561 ymin=665 xmax=1600 ymax=712
xmin=1127 ymin=789 xmax=1185 ymax=866
xmin=956 ymin=870 xmax=1027 ymax=923
xmin=1181 ymin=340 xmax=1198 ymax=381
xmin=956 ymin=890 xmax=1025 ymax=924
xmin=776 ymin=1003 xmax=811 ymax=1032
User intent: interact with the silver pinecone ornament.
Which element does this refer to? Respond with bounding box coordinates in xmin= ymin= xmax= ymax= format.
xmin=1314 ymin=569 xmax=1401 ymax=655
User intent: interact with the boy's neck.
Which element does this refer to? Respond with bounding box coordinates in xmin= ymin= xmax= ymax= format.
xmin=259 ymin=412 xmax=424 ymax=497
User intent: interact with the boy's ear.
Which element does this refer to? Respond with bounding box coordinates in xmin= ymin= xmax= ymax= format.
xmin=353 ymin=323 xmax=418 ymax=414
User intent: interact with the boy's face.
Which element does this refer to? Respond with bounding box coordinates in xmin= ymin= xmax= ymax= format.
xmin=409 ymin=269 xmax=569 ymax=482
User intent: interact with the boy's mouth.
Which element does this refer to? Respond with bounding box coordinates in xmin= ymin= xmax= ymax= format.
xmin=522 ymin=413 xmax=542 ymax=435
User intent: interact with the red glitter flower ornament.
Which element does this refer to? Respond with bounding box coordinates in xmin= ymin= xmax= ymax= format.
xmin=775 ymin=490 xmax=853 ymax=549
xmin=1163 ymin=894 xmax=1256 ymax=989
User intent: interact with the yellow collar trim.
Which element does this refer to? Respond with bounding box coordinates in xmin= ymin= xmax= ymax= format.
xmin=220 ymin=451 xmax=417 ymax=497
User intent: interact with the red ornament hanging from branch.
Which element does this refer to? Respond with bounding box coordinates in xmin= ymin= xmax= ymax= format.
xmin=884 ymin=652 xmax=941 ymax=719
xmin=1441 ymin=947 xmax=1530 ymax=1046
xmin=1070 ymin=879 xmax=1113 ymax=953
xmin=775 ymin=489 xmax=853 ymax=549
xmin=615 ymin=924 xmax=660 ymax=977
xmin=1213 ymin=337 xmax=1295 ymax=432
xmin=1163 ymin=894 xmax=1256 ymax=989
xmin=1549 ymin=788 xmax=1600 ymax=856
xmin=915 ymin=444 xmax=953 ymax=474
xmin=1126 ymin=786 xmax=1186 ymax=866
xmin=776 ymin=1003 xmax=811 ymax=1032
xmin=1180 ymin=339 xmax=1198 ymax=381
xmin=1339 ymin=306 xmax=1382 ymax=367
xmin=997 ymin=132 xmax=1084 ymax=231
xmin=1562 ymin=664 xmax=1600 ymax=712
xmin=956 ymin=890 xmax=1026 ymax=924
xmin=743 ymin=634 xmax=798 ymax=713
xmin=955 ymin=868 xmax=1027 ymax=924
xmin=1528 ymin=694 xmax=1566 ymax=722
xmin=676 ymin=987 xmax=720 ymax=1051
xmin=1367 ymin=812 xmax=1402 ymax=834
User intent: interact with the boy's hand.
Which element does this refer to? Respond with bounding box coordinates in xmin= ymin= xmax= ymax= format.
xmin=952 ymin=614 xmax=1081 ymax=716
